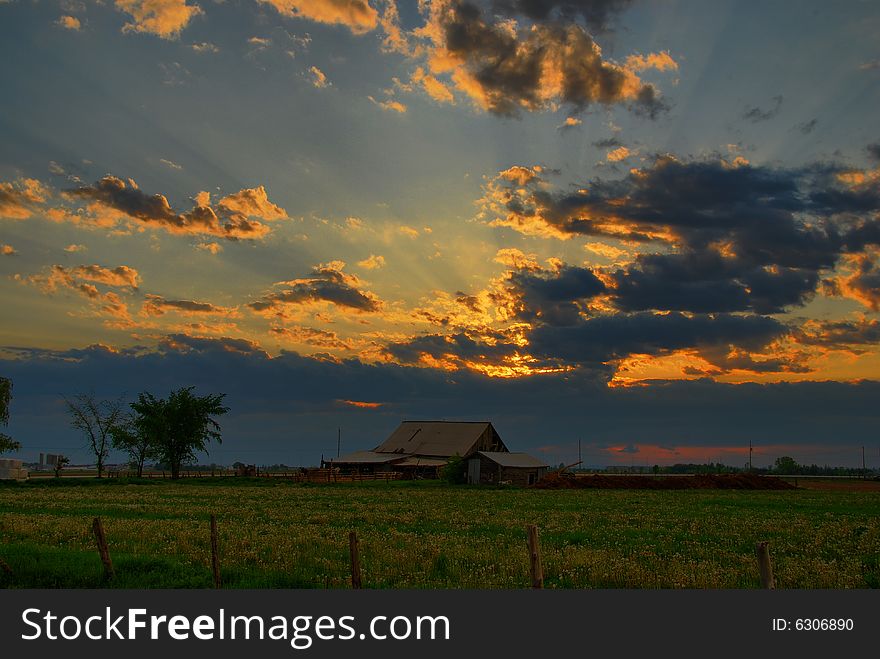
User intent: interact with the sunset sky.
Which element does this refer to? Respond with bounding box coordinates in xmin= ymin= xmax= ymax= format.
xmin=2 ymin=0 xmax=879 ymax=467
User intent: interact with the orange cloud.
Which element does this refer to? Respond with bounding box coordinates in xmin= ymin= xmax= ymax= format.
xmin=1 ymin=244 xmax=16 ymax=256
xmin=257 ymin=0 xmax=379 ymax=34
xmin=369 ymin=96 xmax=408 ymax=113
xmin=411 ymin=66 xmax=455 ymax=104
xmin=141 ymin=294 xmax=235 ymax=317
xmin=56 ymin=15 xmax=82 ymax=31
xmin=0 ymin=178 xmax=50 ymax=219
xmin=357 ymin=254 xmax=386 ymax=270
xmin=308 ymin=66 xmax=330 ymax=88
xmin=114 ymin=0 xmax=203 ymax=40
xmin=606 ymin=146 xmax=632 ymax=162
xmin=64 ymin=176 xmax=289 ymax=240
xmin=337 ymin=399 xmax=383 ymax=408
xmin=624 ymin=51 xmax=679 ymax=73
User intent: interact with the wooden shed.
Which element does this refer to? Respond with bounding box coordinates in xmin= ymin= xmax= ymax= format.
xmin=467 ymin=451 xmax=548 ymax=486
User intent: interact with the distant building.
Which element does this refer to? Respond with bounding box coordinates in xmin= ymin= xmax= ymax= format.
xmin=466 ymin=451 xmax=549 ymax=486
xmin=330 ymin=421 xmax=546 ymax=484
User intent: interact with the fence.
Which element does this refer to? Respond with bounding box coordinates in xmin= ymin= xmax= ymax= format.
xmin=0 ymin=516 xmax=780 ymax=590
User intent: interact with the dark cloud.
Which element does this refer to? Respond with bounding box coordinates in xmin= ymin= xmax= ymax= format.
xmin=142 ymin=294 xmax=233 ymax=316
xmin=421 ymin=0 xmax=666 ymax=117
xmin=592 ymin=136 xmax=623 ymax=148
xmin=249 ymin=261 xmax=383 ymax=314
xmin=2 ymin=342 xmax=877 ymax=466
xmin=507 ymin=264 xmax=606 ymax=325
xmin=867 ymin=142 xmax=880 ymax=162
xmin=796 ymin=118 xmax=818 ymax=135
xmin=796 ymin=318 xmax=880 ymax=351
xmin=490 ymin=0 xmax=633 ymax=31
xmin=741 ymin=95 xmax=783 ymax=123
xmin=482 ymin=156 xmax=880 ymax=314
xmin=66 ymin=176 xmax=287 ymax=240
xmin=527 ymin=311 xmax=786 ymax=367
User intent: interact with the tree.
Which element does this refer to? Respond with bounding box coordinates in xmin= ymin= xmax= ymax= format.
xmin=64 ymin=394 xmax=125 ymax=478
xmin=53 ymin=456 xmax=69 ymax=478
xmin=131 ymin=387 xmax=228 ymax=480
xmin=0 ymin=377 xmax=21 ymax=454
xmin=773 ymin=455 xmax=800 ymax=474
xmin=110 ymin=413 xmax=157 ymax=478
xmin=440 ymin=454 xmax=467 ymax=484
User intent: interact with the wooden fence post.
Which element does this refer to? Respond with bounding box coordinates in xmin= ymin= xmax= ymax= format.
xmin=210 ymin=515 xmax=222 ymax=589
xmin=755 ymin=541 xmax=775 ymax=589
xmin=526 ymin=524 xmax=543 ymax=589
xmin=349 ymin=531 xmax=362 ymax=589
xmin=92 ymin=517 xmax=114 ymax=580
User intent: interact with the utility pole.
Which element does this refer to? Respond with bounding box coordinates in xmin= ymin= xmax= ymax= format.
xmin=337 ymin=428 xmax=341 ymax=458
xmin=749 ymin=441 xmax=753 ymax=472
xmin=862 ymin=445 xmax=866 ymax=479
xmin=578 ymin=438 xmax=582 ymax=467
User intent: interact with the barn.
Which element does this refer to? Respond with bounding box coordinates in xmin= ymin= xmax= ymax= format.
xmin=331 ymin=420 xmax=515 ymax=478
xmin=467 ymin=452 xmax=549 ymax=486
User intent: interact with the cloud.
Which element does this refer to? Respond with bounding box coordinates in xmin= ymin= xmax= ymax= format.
xmin=796 ymin=118 xmax=818 ymax=135
xmin=337 ymin=399 xmax=383 ymax=408
xmin=368 ymin=95 xmax=408 ymax=113
xmin=1 ymin=244 xmax=16 ymax=256
xmin=867 ymin=142 xmax=880 ymax=162
xmin=357 ymin=254 xmax=386 ymax=269
xmin=308 ymin=65 xmax=330 ymax=88
xmin=3 ymin=342 xmax=879 ymax=466
xmin=527 ymin=311 xmax=787 ymax=369
xmin=141 ymin=294 xmax=235 ymax=317
xmin=195 ymin=242 xmax=223 ymax=254
xmin=160 ymin=158 xmax=183 ymax=170
xmin=64 ymin=176 xmax=289 ymax=240
xmin=64 ymin=244 xmax=87 ymax=252
xmin=257 ymin=0 xmax=379 ymax=34
xmin=606 ymin=145 xmax=631 ymax=162
xmin=559 ymin=117 xmax=582 ymax=130
xmin=479 ymin=155 xmax=880 ymax=315
xmin=410 ymin=0 xmax=667 ymax=117
xmin=113 ymin=0 xmax=203 ymax=40
xmin=190 ymin=41 xmax=219 ymax=53
xmin=624 ymin=51 xmax=678 ymax=72
xmin=270 ymin=325 xmax=358 ymax=350
xmin=0 ymin=178 xmax=50 ymax=219
xmin=489 ymin=0 xmax=633 ymax=31
xmin=825 ymin=251 xmax=880 ymax=310
xmin=592 ymin=136 xmax=622 ymax=148
xmin=410 ymin=66 xmax=456 ymax=104
xmin=742 ymin=95 xmax=783 ymax=122
xmin=55 ymin=15 xmax=82 ymax=30
xmin=249 ymin=261 xmax=383 ymax=315
xmin=859 ymin=60 xmax=880 ymax=71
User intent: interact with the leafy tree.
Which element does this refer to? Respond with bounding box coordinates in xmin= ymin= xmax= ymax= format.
xmin=131 ymin=387 xmax=228 ymax=480
xmin=110 ymin=413 xmax=157 ymax=477
xmin=773 ymin=455 xmax=800 ymax=474
xmin=64 ymin=394 xmax=124 ymax=478
xmin=53 ymin=456 xmax=70 ymax=478
xmin=0 ymin=377 xmax=21 ymax=454
xmin=440 ymin=454 xmax=468 ymax=484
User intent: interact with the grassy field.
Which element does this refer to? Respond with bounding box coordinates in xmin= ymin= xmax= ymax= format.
xmin=1 ymin=478 xmax=878 ymax=589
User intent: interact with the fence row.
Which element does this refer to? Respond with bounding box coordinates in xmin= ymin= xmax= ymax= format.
xmin=1 ymin=516 xmax=779 ymax=590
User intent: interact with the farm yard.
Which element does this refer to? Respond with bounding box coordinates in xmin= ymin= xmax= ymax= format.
xmin=1 ymin=479 xmax=878 ymax=589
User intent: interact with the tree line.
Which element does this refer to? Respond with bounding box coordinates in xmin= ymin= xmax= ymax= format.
xmin=0 ymin=377 xmax=228 ymax=480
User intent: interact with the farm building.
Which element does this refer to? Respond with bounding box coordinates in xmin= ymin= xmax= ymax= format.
xmin=467 ymin=452 xmax=549 ymax=486
xmin=0 ymin=458 xmax=28 ymax=480
xmin=330 ymin=420 xmax=533 ymax=479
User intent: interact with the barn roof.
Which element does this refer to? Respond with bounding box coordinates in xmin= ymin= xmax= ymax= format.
xmin=332 ymin=451 xmax=402 ymax=464
xmin=375 ymin=421 xmax=503 ymax=458
xmin=477 ymin=451 xmax=548 ymax=468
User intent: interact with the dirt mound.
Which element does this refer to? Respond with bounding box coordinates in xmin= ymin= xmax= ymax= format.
xmin=533 ymin=473 xmax=795 ymax=490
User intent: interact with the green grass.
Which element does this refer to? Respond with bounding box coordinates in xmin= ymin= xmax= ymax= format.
xmin=1 ymin=479 xmax=878 ymax=589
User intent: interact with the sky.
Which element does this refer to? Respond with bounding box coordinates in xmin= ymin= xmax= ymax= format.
xmin=1 ymin=0 xmax=880 ymax=468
